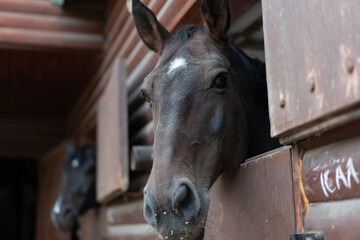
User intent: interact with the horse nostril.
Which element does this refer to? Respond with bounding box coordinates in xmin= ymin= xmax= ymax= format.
xmin=172 ymin=181 xmax=200 ymax=220
xmin=144 ymin=195 xmax=159 ymax=227
xmin=62 ymin=206 xmax=76 ymax=219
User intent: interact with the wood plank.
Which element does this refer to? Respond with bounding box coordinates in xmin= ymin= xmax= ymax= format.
xmin=106 ymin=200 xmax=146 ymax=225
xmin=206 ymin=146 xmax=295 ymax=239
xmin=78 ymin=207 xmax=108 ymax=240
xmin=0 ymin=49 xmax=10 ymax=113
xmin=302 ymin=136 xmax=360 ymax=202
xmin=0 ymin=27 xmax=102 ymax=50
xmin=36 ymin=143 xmax=71 ymax=240
xmin=262 ymin=0 xmax=360 ymax=142
xmin=9 ymin=50 xmax=22 ymax=114
xmin=0 ymin=1 xmax=102 ymax=20
xmin=96 ymin=58 xmax=129 ymax=203
xmin=304 ymin=199 xmax=360 ymax=240
xmin=130 ymin=145 xmax=153 ymax=172
xmin=129 ymin=102 xmax=152 ymax=136
xmin=104 ymin=0 xmax=152 ymax=52
xmin=108 ymin=224 xmax=157 ymax=240
xmin=291 ymin=145 xmax=304 ymax=233
xmin=0 ymin=11 xmax=102 ymax=34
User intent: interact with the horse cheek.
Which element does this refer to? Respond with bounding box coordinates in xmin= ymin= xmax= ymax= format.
xmin=209 ymin=107 xmax=225 ymax=136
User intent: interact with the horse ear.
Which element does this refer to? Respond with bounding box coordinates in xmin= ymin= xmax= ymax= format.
xmin=132 ymin=0 xmax=170 ymax=53
xmin=201 ymin=0 xmax=231 ymax=41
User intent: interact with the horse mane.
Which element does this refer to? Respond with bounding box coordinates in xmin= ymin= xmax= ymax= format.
xmin=230 ymin=45 xmax=280 ymax=157
xmin=230 ymin=45 xmax=268 ymax=108
xmin=166 ymin=24 xmax=200 ymax=45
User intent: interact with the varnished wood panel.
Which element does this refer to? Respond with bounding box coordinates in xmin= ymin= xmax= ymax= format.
xmin=0 ymin=1 xmax=102 ymax=19
xmin=36 ymin=143 xmax=71 ymax=240
xmin=0 ymin=11 xmax=102 ymax=34
xmin=78 ymin=207 xmax=108 ymax=240
xmin=108 ymin=224 xmax=157 ymax=240
xmin=0 ymin=27 xmax=102 ymax=51
xmin=263 ymin=0 xmax=360 ymax=142
xmin=96 ymin=58 xmax=129 ymax=203
xmin=0 ymin=0 xmax=105 ymax=51
xmin=206 ymin=147 xmax=295 ymax=240
xmin=304 ymin=199 xmax=360 ymax=240
xmin=302 ymin=136 xmax=360 ymax=202
xmin=0 ymin=48 xmax=100 ymax=119
xmin=106 ymin=199 xmax=147 ymax=226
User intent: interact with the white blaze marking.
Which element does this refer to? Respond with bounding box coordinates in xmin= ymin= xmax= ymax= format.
xmin=53 ymin=195 xmax=63 ymax=214
xmin=72 ymin=158 xmax=79 ymax=168
xmin=167 ymin=57 xmax=187 ymax=75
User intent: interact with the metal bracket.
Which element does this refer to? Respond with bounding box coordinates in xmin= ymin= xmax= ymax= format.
xmin=290 ymin=232 xmax=324 ymax=240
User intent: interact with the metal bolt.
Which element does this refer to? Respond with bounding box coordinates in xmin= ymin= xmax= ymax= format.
xmin=279 ymin=93 xmax=285 ymax=108
xmin=345 ymin=58 xmax=354 ymax=74
xmin=307 ymin=76 xmax=315 ymax=92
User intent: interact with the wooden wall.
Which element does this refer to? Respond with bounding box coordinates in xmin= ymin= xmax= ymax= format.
xmin=36 ymin=143 xmax=71 ymax=240
xmin=262 ymin=0 xmax=360 ymax=238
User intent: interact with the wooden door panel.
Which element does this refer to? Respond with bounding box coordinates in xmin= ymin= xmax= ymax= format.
xmin=262 ymin=0 xmax=360 ymax=143
xmin=304 ymin=199 xmax=360 ymax=240
xmin=97 ymin=58 xmax=129 ymax=203
xmin=206 ymin=146 xmax=295 ymax=239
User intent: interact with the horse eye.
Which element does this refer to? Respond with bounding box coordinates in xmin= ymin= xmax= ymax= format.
xmin=212 ymin=73 xmax=228 ymax=89
xmin=141 ymin=89 xmax=152 ymax=104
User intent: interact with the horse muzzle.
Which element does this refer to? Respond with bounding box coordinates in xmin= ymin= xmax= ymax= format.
xmin=51 ymin=204 xmax=78 ymax=231
xmin=143 ymin=178 xmax=208 ymax=240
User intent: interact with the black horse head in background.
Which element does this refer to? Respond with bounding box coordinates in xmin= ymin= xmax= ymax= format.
xmin=51 ymin=142 xmax=97 ymax=232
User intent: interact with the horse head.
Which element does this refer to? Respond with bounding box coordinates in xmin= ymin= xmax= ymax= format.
xmin=51 ymin=142 xmax=97 ymax=232
xmin=132 ymin=0 xmax=279 ymax=239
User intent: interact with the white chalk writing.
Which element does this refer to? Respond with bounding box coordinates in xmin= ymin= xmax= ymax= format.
xmin=320 ymin=157 xmax=359 ymax=197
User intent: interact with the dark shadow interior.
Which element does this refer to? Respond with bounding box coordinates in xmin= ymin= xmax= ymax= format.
xmin=0 ymin=159 xmax=38 ymax=240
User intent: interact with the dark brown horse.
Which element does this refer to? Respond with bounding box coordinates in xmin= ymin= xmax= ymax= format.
xmin=132 ymin=0 xmax=280 ymax=239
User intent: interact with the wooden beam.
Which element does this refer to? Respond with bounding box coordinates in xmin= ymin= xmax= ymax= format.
xmin=96 ymin=58 xmax=129 ymax=203
xmin=0 ymin=11 xmax=103 ymax=34
xmin=0 ymin=27 xmax=102 ymax=50
xmin=130 ymin=145 xmax=153 ymax=171
xmin=0 ymin=1 xmax=103 ymax=20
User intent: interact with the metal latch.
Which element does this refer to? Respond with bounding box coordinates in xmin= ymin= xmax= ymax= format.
xmin=290 ymin=232 xmax=324 ymax=240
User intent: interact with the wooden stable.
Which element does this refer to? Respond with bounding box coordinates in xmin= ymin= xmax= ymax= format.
xmin=1 ymin=0 xmax=360 ymax=240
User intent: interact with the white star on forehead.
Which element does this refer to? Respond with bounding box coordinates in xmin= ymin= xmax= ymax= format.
xmin=167 ymin=57 xmax=187 ymax=75
xmin=71 ymin=158 xmax=79 ymax=168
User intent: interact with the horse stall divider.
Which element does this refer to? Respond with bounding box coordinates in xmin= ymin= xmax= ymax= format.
xmin=262 ymin=0 xmax=360 ymax=238
xmin=304 ymin=199 xmax=360 ymax=240
xmin=206 ymin=146 xmax=295 ymax=239
xmin=78 ymin=207 xmax=107 ymax=240
xmin=97 ymin=58 xmax=129 ymax=203
xmin=36 ymin=143 xmax=71 ymax=240
xmin=262 ymin=0 xmax=360 ymax=143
